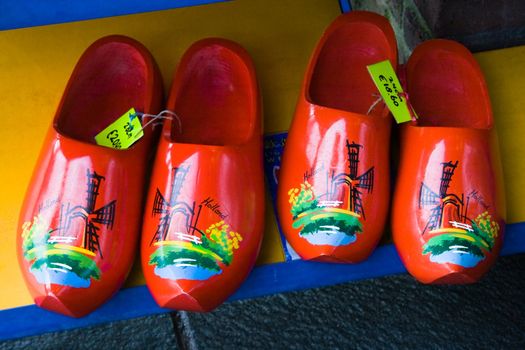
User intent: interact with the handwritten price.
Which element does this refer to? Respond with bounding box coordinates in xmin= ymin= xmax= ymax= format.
xmin=378 ymin=74 xmax=403 ymax=107
xmin=106 ymin=130 xmax=122 ymax=149
xmin=95 ymin=108 xmax=144 ymax=149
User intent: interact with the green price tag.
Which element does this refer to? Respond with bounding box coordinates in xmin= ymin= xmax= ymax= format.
xmin=95 ymin=108 xmax=143 ymax=149
xmin=367 ymin=60 xmax=417 ymax=123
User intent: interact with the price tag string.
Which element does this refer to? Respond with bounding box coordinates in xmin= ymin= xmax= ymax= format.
xmin=366 ymin=92 xmax=418 ymax=122
xmin=134 ymin=110 xmax=183 ymax=138
xmin=366 ymin=93 xmax=384 ymax=116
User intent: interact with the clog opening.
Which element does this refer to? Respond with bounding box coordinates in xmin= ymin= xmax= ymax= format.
xmin=171 ymin=45 xmax=255 ymax=146
xmin=308 ymin=22 xmax=392 ymax=116
xmin=56 ymin=42 xmax=148 ymax=143
xmin=407 ymin=47 xmax=492 ymax=128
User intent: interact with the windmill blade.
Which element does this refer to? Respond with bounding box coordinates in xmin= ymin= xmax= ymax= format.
xmin=85 ymin=222 xmax=103 ymax=258
xmin=85 ymin=170 xmax=104 ymax=213
xmin=150 ymin=215 xmax=170 ymax=245
xmin=346 ymin=140 xmax=362 ymax=179
xmin=351 ymin=188 xmax=365 ymax=219
xmin=439 ymin=161 xmax=458 ymax=197
xmin=152 ymin=189 xmax=170 ymax=216
xmin=355 ymin=167 xmax=374 ymax=193
xmin=92 ymin=200 xmax=116 ymax=229
xmin=419 ymin=183 xmax=439 ymax=207
xmin=423 ymin=204 xmax=442 ymax=233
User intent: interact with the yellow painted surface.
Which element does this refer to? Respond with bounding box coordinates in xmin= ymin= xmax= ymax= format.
xmin=429 ymin=228 xmax=469 ymax=235
xmin=475 ymin=47 xmax=525 ymax=223
xmin=451 ymin=233 xmax=475 ymax=242
xmin=53 ymin=244 xmax=97 ymax=257
xmin=0 ymin=0 xmax=341 ymax=310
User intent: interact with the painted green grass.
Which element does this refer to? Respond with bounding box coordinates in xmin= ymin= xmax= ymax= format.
xmin=149 ymin=245 xmax=220 ymax=272
xmin=31 ymin=247 xmax=101 ymax=280
xmin=423 ymin=212 xmax=499 ymax=258
xmin=423 ymin=235 xmax=485 ymax=258
xmin=22 ymin=215 xmax=100 ymax=280
xmin=293 ymin=209 xmax=362 ymax=237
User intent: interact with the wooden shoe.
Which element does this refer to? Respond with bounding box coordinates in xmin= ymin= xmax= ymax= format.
xmin=17 ymin=35 xmax=163 ymax=317
xmin=141 ymin=38 xmax=264 ymax=311
xmin=392 ymin=39 xmax=506 ymax=284
xmin=276 ymin=11 xmax=397 ymax=262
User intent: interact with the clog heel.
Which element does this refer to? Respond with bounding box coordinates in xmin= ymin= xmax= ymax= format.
xmin=17 ymin=35 xmax=163 ymax=316
xmin=392 ymin=39 xmax=506 ymax=284
xmin=277 ymin=11 xmax=397 ymax=262
xmin=141 ymin=38 xmax=264 ymax=311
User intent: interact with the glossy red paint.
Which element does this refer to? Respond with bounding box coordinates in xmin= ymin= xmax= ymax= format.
xmin=392 ymin=40 xmax=506 ymax=284
xmin=17 ymin=35 xmax=163 ymax=317
xmin=141 ymin=38 xmax=264 ymax=312
xmin=277 ymin=11 xmax=397 ymax=262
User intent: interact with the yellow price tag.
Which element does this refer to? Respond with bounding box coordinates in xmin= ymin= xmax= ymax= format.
xmin=367 ymin=60 xmax=417 ymax=123
xmin=95 ymin=108 xmax=143 ymax=149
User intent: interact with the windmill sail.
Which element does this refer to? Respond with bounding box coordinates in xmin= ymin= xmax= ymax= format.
xmin=85 ymin=170 xmax=104 ymax=213
xmin=152 ymin=189 xmax=170 ymax=216
xmin=424 ymin=205 xmax=442 ymax=233
xmin=439 ymin=161 xmax=458 ymax=197
xmin=355 ymin=167 xmax=374 ymax=193
xmin=419 ymin=183 xmax=439 ymax=207
xmin=85 ymin=221 xmax=102 ymax=258
xmin=350 ymin=188 xmax=365 ymax=219
xmin=151 ymin=215 xmax=171 ymax=244
xmin=92 ymin=200 xmax=116 ymax=229
xmin=346 ymin=141 xmax=362 ymax=179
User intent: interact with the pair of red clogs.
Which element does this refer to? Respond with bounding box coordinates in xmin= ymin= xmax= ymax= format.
xmin=17 ymin=36 xmax=264 ymax=316
xmin=277 ymin=12 xmax=505 ymax=284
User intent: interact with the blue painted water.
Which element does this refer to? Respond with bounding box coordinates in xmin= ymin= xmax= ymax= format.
xmin=302 ymin=228 xmax=357 ymax=246
xmin=430 ymin=251 xmax=484 ymax=268
xmin=154 ymin=265 xmax=221 ymax=281
xmin=31 ymin=268 xmax=91 ymax=288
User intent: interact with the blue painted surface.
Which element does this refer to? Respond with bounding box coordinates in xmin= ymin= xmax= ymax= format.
xmin=0 ymin=0 xmax=228 ymax=31
xmin=32 ymin=268 xmax=92 ymax=288
xmin=1 ymin=222 xmax=523 ymax=341
xmin=338 ymin=0 xmax=352 ymax=13
xmin=0 ymin=285 xmax=170 ymax=341
xmin=301 ymin=229 xmax=357 ymax=246
xmin=154 ymin=265 xmax=221 ymax=280
xmin=263 ymin=133 xmax=299 ymax=260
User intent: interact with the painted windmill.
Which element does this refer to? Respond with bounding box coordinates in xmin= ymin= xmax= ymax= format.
xmin=419 ymin=160 xmax=470 ymax=234
xmin=330 ymin=140 xmax=374 ymax=219
xmin=150 ymin=166 xmax=201 ymax=245
xmin=58 ymin=170 xmax=116 ymax=258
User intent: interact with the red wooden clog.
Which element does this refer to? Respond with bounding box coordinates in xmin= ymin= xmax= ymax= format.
xmin=141 ymin=38 xmax=264 ymax=312
xmin=392 ymin=39 xmax=506 ymax=284
xmin=276 ymin=11 xmax=397 ymax=262
xmin=17 ymin=35 xmax=163 ymax=317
